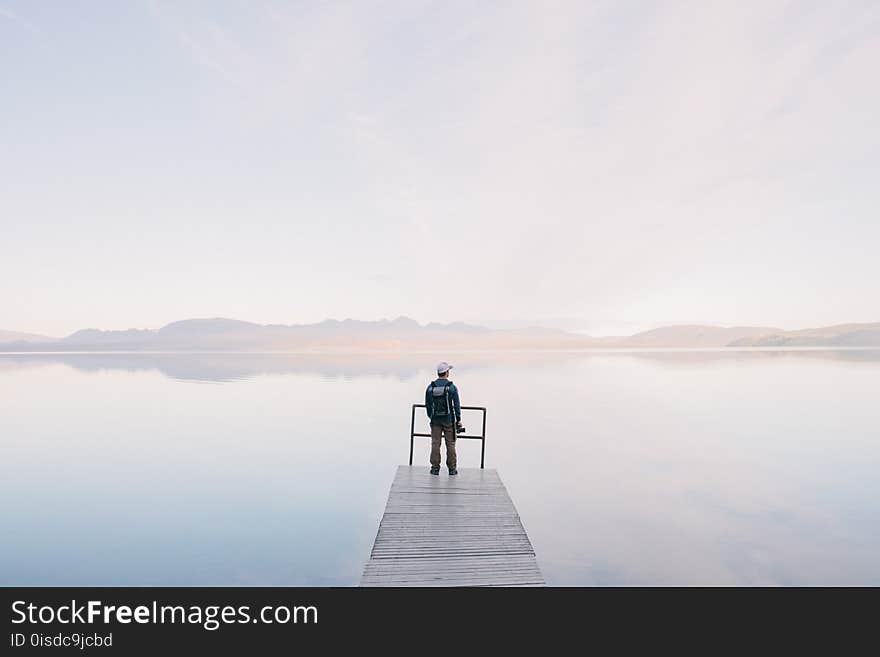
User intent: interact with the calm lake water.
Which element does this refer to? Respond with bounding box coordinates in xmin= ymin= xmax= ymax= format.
xmin=1 ymin=350 xmax=878 ymax=586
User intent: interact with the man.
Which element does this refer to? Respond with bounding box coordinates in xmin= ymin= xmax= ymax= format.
xmin=425 ymin=361 xmax=463 ymax=475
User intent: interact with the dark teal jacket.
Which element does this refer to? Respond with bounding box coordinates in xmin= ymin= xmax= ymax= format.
xmin=425 ymin=379 xmax=461 ymax=425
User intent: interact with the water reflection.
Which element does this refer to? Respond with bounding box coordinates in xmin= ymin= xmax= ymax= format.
xmin=2 ymin=348 xmax=879 ymax=383
xmin=1 ymin=349 xmax=878 ymax=585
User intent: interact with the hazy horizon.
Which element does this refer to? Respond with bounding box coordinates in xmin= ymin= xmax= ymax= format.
xmin=4 ymin=313 xmax=880 ymax=342
xmin=3 ymin=2 xmax=879 ymax=336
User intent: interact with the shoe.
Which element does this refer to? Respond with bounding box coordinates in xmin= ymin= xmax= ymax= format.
xmin=448 ymin=467 xmax=458 ymax=475
xmin=430 ymin=466 xmax=440 ymax=475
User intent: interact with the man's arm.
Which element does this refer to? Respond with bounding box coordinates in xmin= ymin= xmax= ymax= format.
xmin=452 ymin=384 xmax=461 ymax=423
xmin=425 ymin=385 xmax=432 ymax=420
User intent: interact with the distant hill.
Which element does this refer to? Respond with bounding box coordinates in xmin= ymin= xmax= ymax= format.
xmin=1 ymin=318 xmax=879 ymax=351
xmin=0 ymin=330 xmax=56 ymax=344
xmin=728 ymin=323 xmax=880 ymax=347
xmin=619 ymin=325 xmax=781 ymax=348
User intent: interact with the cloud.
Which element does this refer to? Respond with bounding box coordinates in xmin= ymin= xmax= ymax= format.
xmin=2 ymin=1 xmax=879 ymax=334
xmin=0 ymin=5 xmax=46 ymax=40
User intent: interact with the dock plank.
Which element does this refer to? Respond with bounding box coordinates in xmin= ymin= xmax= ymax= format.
xmin=360 ymin=466 xmax=544 ymax=587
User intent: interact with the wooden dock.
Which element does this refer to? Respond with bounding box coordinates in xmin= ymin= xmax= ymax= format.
xmin=360 ymin=465 xmax=544 ymax=586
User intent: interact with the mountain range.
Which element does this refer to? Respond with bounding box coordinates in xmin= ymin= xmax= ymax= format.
xmin=1 ymin=318 xmax=879 ymax=351
xmin=0 ymin=330 xmax=56 ymax=343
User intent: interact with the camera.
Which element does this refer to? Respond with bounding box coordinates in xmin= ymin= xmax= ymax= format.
xmin=456 ymin=422 xmax=466 ymax=434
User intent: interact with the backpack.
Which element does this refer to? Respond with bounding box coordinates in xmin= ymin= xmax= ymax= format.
xmin=430 ymin=381 xmax=453 ymax=417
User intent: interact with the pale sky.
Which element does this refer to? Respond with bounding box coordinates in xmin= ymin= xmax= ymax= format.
xmin=2 ymin=1 xmax=879 ymax=337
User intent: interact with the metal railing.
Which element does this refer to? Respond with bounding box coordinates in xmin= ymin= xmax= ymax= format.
xmin=409 ymin=404 xmax=487 ymax=469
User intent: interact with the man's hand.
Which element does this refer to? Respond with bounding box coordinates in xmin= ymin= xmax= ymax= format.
xmin=456 ymin=421 xmax=466 ymax=434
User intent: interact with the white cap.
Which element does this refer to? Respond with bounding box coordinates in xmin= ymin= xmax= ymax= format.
xmin=436 ymin=361 xmax=453 ymax=374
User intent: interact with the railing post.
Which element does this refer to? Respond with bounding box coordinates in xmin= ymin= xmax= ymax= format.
xmin=480 ymin=408 xmax=486 ymax=469
xmin=409 ymin=404 xmax=416 ymax=466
